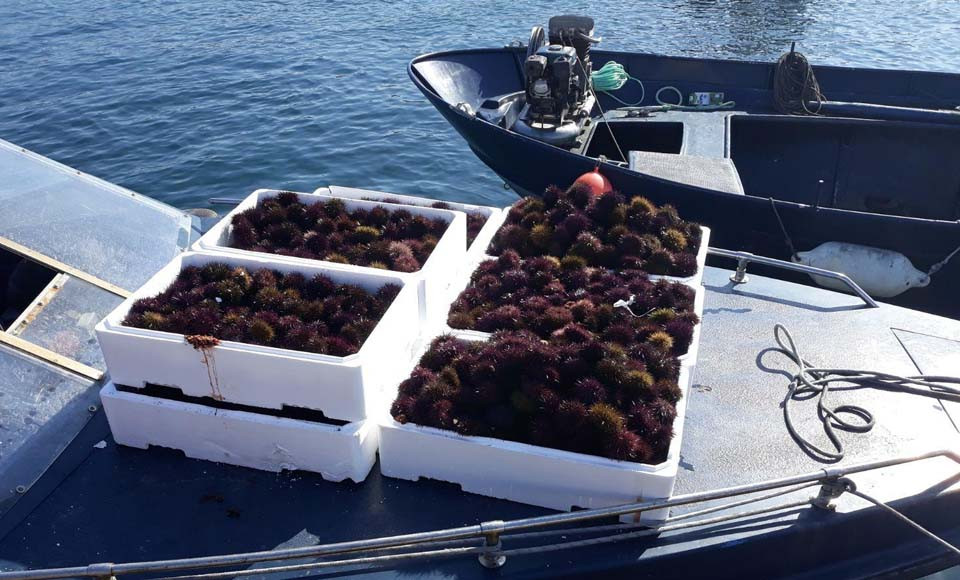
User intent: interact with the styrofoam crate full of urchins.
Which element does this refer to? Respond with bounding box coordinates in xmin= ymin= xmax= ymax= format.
xmin=97 ymin=187 xmax=499 ymax=482
xmin=379 ymin=182 xmax=709 ymax=522
xmin=195 ymin=188 xmax=470 ymax=326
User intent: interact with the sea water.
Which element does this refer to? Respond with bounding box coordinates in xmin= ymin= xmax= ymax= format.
xmin=1 ymin=0 xmax=958 ymax=210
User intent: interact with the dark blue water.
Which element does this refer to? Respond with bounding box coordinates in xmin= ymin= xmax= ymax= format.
xmin=1 ymin=1 xmax=959 ymax=211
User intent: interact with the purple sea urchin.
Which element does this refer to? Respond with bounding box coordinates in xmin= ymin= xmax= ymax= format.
xmin=646 ymin=330 xmax=675 ymax=352
xmin=574 ymin=378 xmax=607 ymax=405
xmin=567 ymin=183 xmax=593 ymax=209
xmin=662 ymin=228 xmax=687 ymax=251
xmin=643 ymin=249 xmax=675 ymax=275
xmin=672 ymin=252 xmax=700 ymax=278
xmin=248 ymin=319 xmax=276 ymax=344
xmin=664 ymin=318 xmax=696 ymax=355
xmin=475 ymin=305 xmax=523 ymax=332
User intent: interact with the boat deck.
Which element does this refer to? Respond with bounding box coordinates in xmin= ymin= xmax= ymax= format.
xmin=2 ymin=266 xmax=958 ymax=578
xmin=609 ymin=109 xmax=738 ymax=158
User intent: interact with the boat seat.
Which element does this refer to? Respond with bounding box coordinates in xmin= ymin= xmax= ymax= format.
xmin=628 ymin=150 xmax=745 ymax=195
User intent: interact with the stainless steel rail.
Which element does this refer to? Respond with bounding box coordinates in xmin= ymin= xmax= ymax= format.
xmin=2 ymin=449 xmax=955 ymax=579
xmin=707 ymin=247 xmax=879 ymax=309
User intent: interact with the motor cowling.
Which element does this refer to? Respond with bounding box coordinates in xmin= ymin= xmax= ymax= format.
xmin=515 ymin=15 xmax=598 ymax=146
xmin=522 ymin=15 xmax=595 ymax=125
xmin=523 ymin=45 xmax=580 ymax=122
xmin=548 ymin=15 xmax=594 ymax=91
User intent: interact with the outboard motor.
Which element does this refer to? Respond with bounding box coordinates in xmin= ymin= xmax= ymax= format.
xmin=514 ymin=15 xmax=599 ymax=147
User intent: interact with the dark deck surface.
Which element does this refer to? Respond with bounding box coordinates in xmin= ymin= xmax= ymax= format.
xmin=1 ymin=267 xmax=959 ymax=578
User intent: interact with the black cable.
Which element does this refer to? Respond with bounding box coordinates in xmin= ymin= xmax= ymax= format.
xmin=768 ymin=198 xmax=798 ymax=259
xmin=562 ymin=29 xmax=627 ymax=165
xmin=844 ymin=483 xmax=960 ymax=558
xmin=770 ymin=324 xmax=960 ymax=463
xmin=773 ymin=45 xmax=825 ymax=115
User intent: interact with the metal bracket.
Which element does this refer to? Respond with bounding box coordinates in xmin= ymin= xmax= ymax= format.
xmin=478 ymin=520 xmax=506 ymax=569
xmin=812 ymin=476 xmax=854 ymax=511
xmin=84 ymin=563 xmax=115 ymax=580
xmin=730 ymin=258 xmax=750 ymax=284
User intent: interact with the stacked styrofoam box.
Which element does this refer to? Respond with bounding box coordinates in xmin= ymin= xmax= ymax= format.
xmin=379 ymin=215 xmax=711 ymax=522
xmin=195 ymin=189 xmax=471 ymax=326
xmin=97 ymin=251 xmax=421 ymax=482
xmin=100 ymin=383 xmax=378 ymax=482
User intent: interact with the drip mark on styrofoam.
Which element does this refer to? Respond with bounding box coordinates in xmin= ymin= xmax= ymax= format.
xmin=186 ymin=335 xmax=224 ymax=401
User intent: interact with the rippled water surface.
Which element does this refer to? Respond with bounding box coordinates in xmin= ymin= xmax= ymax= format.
xmin=1 ymin=1 xmax=958 ymax=210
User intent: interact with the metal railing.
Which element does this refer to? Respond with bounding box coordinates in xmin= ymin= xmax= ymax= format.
xmin=207 ymin=197 xmax=244 ymax=206
xmin=707 ymin=247 xmax=879 ymax=309
xmin=1 ymin=449 xmax=955 ymax=579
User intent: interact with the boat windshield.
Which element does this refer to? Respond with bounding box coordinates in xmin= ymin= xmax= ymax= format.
xmin=0 ymin=139 xmax=192 ymax=519
xmin=0 ymin=140 xmax=191 ymax=290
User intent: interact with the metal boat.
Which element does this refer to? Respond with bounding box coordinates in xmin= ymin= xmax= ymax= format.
xmin=408 ymin=16 xmax=960 ymax=318
xmin=0 ymin=139 xmax=958 ymax=578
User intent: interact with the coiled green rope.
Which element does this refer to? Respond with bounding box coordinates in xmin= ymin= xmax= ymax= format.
xmin=591 ymin=61 xmax=736 ymax=110
xmin=591 ymin=61 xmax=645 ymax=106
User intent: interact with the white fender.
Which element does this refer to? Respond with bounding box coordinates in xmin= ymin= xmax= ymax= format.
xmin=793 ymin=242 xmax=930 ymax=298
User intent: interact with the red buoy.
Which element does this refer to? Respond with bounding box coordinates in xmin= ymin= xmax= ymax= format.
xmin=573 ymin=167 xmax=613 ymax=196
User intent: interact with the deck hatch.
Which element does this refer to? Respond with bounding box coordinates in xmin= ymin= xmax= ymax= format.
xmin=892 ymin=328 xmax=960 ymax=432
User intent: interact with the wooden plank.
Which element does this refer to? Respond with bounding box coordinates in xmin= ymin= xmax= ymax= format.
xmin=7 ymin=273 xmax=69 ymax=335
xmin=0 ymin=330 xmax=103 ymax=381
xmin=0 ymin=234 xmax=131 ymax=298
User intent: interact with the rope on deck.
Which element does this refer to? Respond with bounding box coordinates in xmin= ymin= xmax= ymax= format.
xmin=770 ymin=324 xmax=960 ymax=463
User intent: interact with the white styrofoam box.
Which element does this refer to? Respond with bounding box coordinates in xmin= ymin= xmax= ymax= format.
xmin=193 ymin=188 xmax=467 ymax=324
xmin=321 ymin=185 xmax=504 ymax=264
xmin=380 ymin=346 xmax=693 ymax=523
xmin=101 ymin=383 xmax=377 ymax=482
xmin=95 ymin=251 xmax=420 ymax=423
xmin=678 ymin=282 xmax=705 ymax=367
